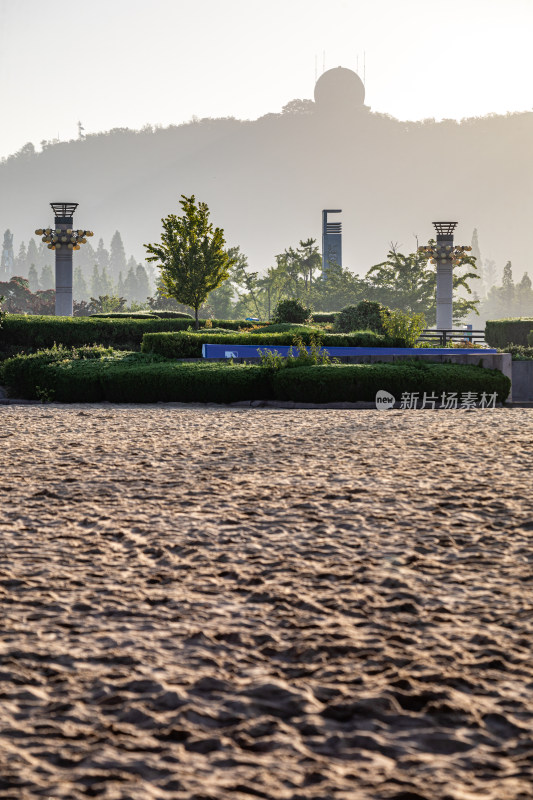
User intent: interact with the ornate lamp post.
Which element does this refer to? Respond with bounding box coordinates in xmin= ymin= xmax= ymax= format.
xmin=35 ymin=202 xmax=93 ymax=316
xmin=418 ymin=222 xmax=472 ymax=331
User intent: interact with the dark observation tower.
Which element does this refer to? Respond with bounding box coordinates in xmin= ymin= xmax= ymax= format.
xmin=35 ymin=203 xmax=93 ymax=316
xmin=322 ymin=209 xmax=342 ymax=278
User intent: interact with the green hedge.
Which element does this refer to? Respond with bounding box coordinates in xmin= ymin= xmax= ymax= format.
xmin=310 ymin=312 xmax=339 ymax=323
xmin=2 ymin=350 xmax=273 ymax=404
xmin=90 ymin=310 xmax=195 ymax=319
xmin=141 ymin=330 xmax=405 ymax=359
xmin=2 ymin=349 xmax=510 ymax=404
xmin=485 ymin=318 xmax=533 ymax=348
xmin=90 ymin=312 xmax=158 ymax=319
xmin=273 ymin=362 xmax=510 ymax=403
xmin=528 ymin=331 xmax=533 ymax=347
xmin=500 ymin=344 xmax=533 ymax=360
xmin=0 ymin=315 xmax=250 ymax=351
xmin=148 ymin=310 xmax=195 ymax=319
xmin=249 ymin=323 xmax=319 ymax=334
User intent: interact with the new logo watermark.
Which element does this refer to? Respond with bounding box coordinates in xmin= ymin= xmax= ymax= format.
xmin=375 ymin=391 xmax=498 ymax=410
xmin=375 ymin=390 xmax=395 ymax=410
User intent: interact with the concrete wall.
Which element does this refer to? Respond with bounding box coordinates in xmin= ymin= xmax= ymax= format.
xmin=511 ymin=361 xmax=533 ymax=401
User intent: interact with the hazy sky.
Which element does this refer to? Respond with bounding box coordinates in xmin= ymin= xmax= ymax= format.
xmin=0 ymin=0 xmax=532 ymax=160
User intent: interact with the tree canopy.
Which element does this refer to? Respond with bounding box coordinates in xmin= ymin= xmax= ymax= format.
xmin=365 ymin=241 xmax=480 ymax=323
xmin=144 ymin=195 xmax=235 ymax=327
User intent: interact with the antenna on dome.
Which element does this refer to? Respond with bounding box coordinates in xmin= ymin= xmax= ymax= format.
xmin=356 ymin=54 xmax=359 ymax=73
xmin=363 ymin=51 xmax=366 ymax=84
xmin=315 ymin=54 xmax=317 ymax=82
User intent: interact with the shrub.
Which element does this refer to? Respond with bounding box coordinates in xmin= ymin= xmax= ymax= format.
xmin=258 ymin=334 xmax=335 ymax=370
xmin=1 ymin=345 xmax=116 ymax=399
xmin=147 ymin=310 xmax=194 ymax=319
xmin=3 ymin=349 xmax=510 ymax=404
xmin=90 ymin=312 xmax=157 ymax=319
xmin=3 ymin=350 xmax=273 ymax=404
xmin=273 ymin=362 xmax=511 ymax=403
xmin=500 ymin=344 xmax=533 ymax=360
xmin=334 ymin=301 xmax=390 ymax=334
xmin=528 ymin=331 xmax=533 ymax=347
xmin=89 ymin=295 xmax=127 ymax=314
xmin=272 ymin=298 xmax=312 ymax=324
xmin=0 ymin=315 xmax=249 ymax=351
xmin=380 ymin=308 xmax=426 ymax=348
xmin=141 ymin=330 xmax=404 ymax=359
xmin=310 ymin=312 xmax=338 ymax=324
xmin=485 ymin=318 xmax=533 ymax=348
xmin=249 ymin=323 xmax=318 ymax=334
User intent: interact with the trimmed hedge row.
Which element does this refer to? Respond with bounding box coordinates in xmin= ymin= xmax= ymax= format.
xmin=310 ymin=312 xmax=339 ymax=323
xmin=274 ymin=362 xmax=510 ymax=403
xmin=249 ymin=323 xmax=318 ymax=334
xmin=2 ymin=351 xmax=273 ymax=404
xmin=149 ymin=310 xmax=196 ymax=319
xmin=141 ymin=330 xmax=405 ymax=359
xmin=2 ymin=349 xmax=510 ymax=404
xmin=90 ymin=311 xmax=194 ymax=319
xmin=485 ymin=318 xmax=533 ymax=348
xmin=90 ymin=312 xmax=159 ymax=319
xmin=0 ymin=315 xmax=251 ymax=351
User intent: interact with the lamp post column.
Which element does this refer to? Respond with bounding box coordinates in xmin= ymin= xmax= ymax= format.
xmin=435 ymin=229 xmax=454 ymax=331
xmin=35 ymin=203 xmax=93 ymax=317
xmin=55 ymin=214 xmax=74 ymax=316
xmin=418 ymin=222 xmax=472 ymax=333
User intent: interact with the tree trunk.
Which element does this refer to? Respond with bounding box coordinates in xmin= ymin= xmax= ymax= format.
xmin=195 ymin=305 xmax=199 ymax=330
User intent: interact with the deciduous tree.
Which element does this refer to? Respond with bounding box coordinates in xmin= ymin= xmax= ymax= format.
xmin=144 ymin=195 xmax=235 ymax=328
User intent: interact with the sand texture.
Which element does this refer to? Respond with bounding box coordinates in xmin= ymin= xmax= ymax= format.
xmin=0 ymin=405 xmax=532 ymax=800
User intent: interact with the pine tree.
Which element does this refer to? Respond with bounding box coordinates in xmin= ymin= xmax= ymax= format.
xmin=483 ymin=259 xmax=497 ymax=291
xmin=37 ymin=242 xmax=49 ymax=269
xmin=516 ymin=272 xmax=533 ymax=317
xmin=1 ymin=230 xmax=15 ymax=280
xmin=124 ymin=266 xmax=138 ymax=302
xmin=73 ymin=266 xmax=89 ymax=301
xmin=40 ymin=264 xmax=54 ymax=290
xmin=76 ymin=239 xmax=96 ymax=274
xmin=470 ymin=229 xmax=483 ymax=294
xmin=95 ymin=239 xmax=109 ymax=271
xmin=501 ymin=261 xmax=514 ymax=309
xmin=28 ymin=264 xmax=39 ymax=292
xmin=135 ymin=264 xmax=150 ymax=304
xmin=16 ymin=242 xmax=27 ymax=274
xmin=117 ymin=271 xmax=125 ymax=299
xmin=27 ymin=238 xmax=39 ymax=272
xmin=28 ymin=264 xmax=39 ymax=293
xmin=109 ymin=231 xmax=127 ymax=282
xmin=91 ymin=264 xmax=102 ymax=298
xmin=100 ymin=266 xmax=115 ymax=297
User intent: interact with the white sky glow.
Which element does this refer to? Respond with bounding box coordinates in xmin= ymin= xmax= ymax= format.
xmin=0 ymin=0 xmax=532 ymax=159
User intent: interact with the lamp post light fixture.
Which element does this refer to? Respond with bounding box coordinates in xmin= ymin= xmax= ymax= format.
xmin=35 ymin=202 xmax=93 ymax=316
xmin=418 ymin=222 xmax=472 ymax=331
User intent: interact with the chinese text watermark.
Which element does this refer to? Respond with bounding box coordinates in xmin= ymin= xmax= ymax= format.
xmin=375 ymin=391 xmax=498 ymax=410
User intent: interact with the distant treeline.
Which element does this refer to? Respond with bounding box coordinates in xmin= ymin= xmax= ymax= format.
xmin=1 ymin=97 xmax=531 ymax=278
xmin=0 ymin=228 xmax=154 ymax=305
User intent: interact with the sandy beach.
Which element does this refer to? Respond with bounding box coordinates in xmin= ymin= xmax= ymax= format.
xmin=0 ymin=405 xmax=531 ymax=800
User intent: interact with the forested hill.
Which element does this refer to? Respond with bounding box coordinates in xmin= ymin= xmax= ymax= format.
xmin=1 ymin=102 xmax=532 ymax=273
